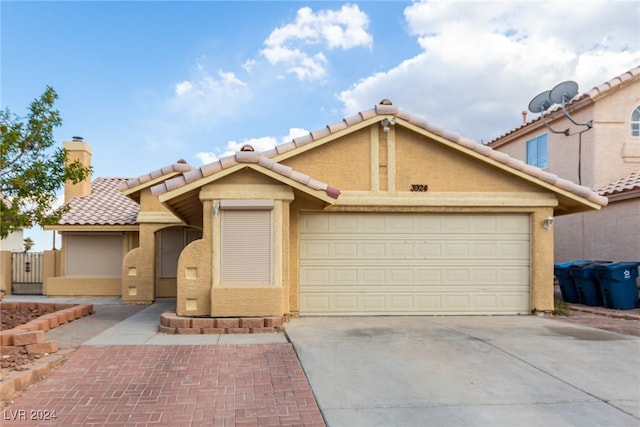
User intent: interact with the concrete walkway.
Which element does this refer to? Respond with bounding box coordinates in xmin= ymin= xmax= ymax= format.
xmin=4 ymin=296 xmax=288 ymax=346
xmin=81 ymin=299 xmax=289 ymax=346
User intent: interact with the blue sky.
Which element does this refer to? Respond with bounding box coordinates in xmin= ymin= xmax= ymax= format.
xmin=2 ymin=0 xmax=639 ymax=249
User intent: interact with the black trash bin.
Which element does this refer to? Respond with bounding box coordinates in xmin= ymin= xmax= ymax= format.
xmin=554 ymin=260 xmax=590 ymax=303
xmin=569 ymin=261 xmax=612 ymax=306
xmin=595 ymin=262 xmax=640 ymax=310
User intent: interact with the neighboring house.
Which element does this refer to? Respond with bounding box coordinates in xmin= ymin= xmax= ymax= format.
xmin=0 ymin=230 xmax=24 ymax=252
xmin=488 ymin=66 xmax=640 ymax=263
xmin=45 ymin=100 xmax=606 ymax=318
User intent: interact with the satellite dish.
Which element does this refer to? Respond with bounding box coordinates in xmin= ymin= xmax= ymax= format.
xmin=528 ymin=90 xmax=553 ymax=113
xmin=549 ymin=80 xmax=579 ymax=105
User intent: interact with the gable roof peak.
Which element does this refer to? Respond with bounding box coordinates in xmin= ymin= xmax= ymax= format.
xmin=152 ymin=148 xmax=341 ymax=201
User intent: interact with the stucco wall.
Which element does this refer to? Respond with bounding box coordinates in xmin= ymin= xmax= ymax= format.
xmin=395 ymin=128 xmax=545 ymax=193
xmin=140 ymin=188 xmax=170 ymax=212
xmin=554 ymin=198 xmax=640 ymax=263
xmin=46 ymin=277 xmax=121 ymax=296
xmin=64 ymin=140 xmax=92 ymax=202
xmin=122 ymin=223 xmax=166 ymax=303
xmin=591 ymin=84 xmax=640 ymax=188
xmin=0 ymin=251 xmax=11 ymax=295
xmin=283 ymin=128 xmax=372 ymax=191
xmin=176 ymin=238 xmax=212 ymax=316
xmin=42 ymin=249 xmax=61 ymax=295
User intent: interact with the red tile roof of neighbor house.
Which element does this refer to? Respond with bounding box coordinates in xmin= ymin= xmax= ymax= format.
xmin=487 ymin=65 xmax=640 ymax=144
xmin=598 ymin=170 xmax=640 ymax=197
xmin=60 ymin=177 xmax=139 ymax=225
xmin=151 ymin=100 xmax=607 ymax=207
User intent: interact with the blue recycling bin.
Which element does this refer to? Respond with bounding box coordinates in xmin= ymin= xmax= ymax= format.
xmin=595 ymin=262 xmax=640 ymax=310
xmin=554 ymin=260 xmax=591 ymax=303
xmin=569 ymin=261 xmax=612 ymax=306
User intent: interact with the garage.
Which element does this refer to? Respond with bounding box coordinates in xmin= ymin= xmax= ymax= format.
xmin=299 ymin=213 xmax=531 ymax=315
xmin=144 ymin=101 xmax=605 ymax=317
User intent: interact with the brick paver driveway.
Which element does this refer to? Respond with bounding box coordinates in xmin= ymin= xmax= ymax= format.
xmin=2 ymin=344 xmax=324 ymax=426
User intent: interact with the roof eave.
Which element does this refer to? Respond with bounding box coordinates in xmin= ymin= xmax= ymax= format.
xmin=604 ymin=189 xmax=640 ymax=203
xmin=400 ymin=118 xmax=606 ymax=213
xmin=43 ymin=224 xmax=139 ymax=232
xmin=271 ymin=116 xmax=383 ymax=162
xmin=122 ymin=171 xmax=184 ymax=199
xmin=245 ymin=164 xmax=339 ymax=205
xmin=156 ymin=164 xmax=246 ymax=204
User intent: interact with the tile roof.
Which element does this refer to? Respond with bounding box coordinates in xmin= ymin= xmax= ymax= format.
xmin=60 ymin=177 xmax=139 ymax=225
xmin=488 ymin=65 xmax=640 ymax=144
xmin=120 ymin=161 xmax=192 ymax=192
xmin=585 ymin=66 xmax=640 ymax=99
xmin=151 ymin=149 xmax=341 ymax=199
xmin=598 ymin=170 xmax=640 ymax=197
xmin=153 ymin=101 xmax=605 ymax=207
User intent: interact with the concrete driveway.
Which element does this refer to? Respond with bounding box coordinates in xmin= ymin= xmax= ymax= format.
xmin=285 ymin=316 xmax=640 ymax=427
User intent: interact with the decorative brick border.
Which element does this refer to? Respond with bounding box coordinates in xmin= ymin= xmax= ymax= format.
xmin=0 ymin=302 xmax=93 ymax=406
xmin=159 ymin=312 xmax=284 ymax=334
xmin=0 ymin=302 xmax=93 ymax=349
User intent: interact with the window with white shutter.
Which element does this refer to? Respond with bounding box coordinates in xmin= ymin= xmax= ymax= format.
xmin=220 ymin=207 xmax=272 ymax=285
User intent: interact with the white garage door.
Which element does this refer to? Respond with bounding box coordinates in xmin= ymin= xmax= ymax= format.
xmin=299 ymin=213 xmax=530 ymax=315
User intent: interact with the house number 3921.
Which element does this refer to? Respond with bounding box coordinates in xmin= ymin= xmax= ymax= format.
xmin=411 ymin=184 xmax=428 ymax=192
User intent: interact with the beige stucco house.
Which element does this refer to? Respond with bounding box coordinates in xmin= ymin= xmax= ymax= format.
xmin=489 ymin=66 xmax=640 ymax=263
xmin=45 ymin=100 xmax=607 ymax=317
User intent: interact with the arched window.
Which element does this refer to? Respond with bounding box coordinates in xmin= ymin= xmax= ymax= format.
xmin=631 ymin=105 xmax=640 ymax=137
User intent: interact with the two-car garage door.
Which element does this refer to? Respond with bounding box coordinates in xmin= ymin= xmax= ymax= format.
xmin=299 ymin=213 xmax=530 ymax=315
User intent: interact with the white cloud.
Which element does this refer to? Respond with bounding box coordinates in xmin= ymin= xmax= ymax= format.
xmin=242 ymin=59 xmax=256 ymax=72
xmin=169 ymin=67 xmax=250 ymax=123
xmin=339 ymin=0 xmax=640 ymax=142
xmin=261 ymin=4 xmax=373 ymax=81
xmin=194 ymin=128 xmax=310 ymax=165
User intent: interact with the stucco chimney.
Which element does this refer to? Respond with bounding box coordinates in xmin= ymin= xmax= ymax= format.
xmin=63 ymin=136 xmax=92 ymax=202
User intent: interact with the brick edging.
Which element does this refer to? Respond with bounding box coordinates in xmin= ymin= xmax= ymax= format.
xmin=1 ymin=303 xmax=93 ymax=408
xmin=159 ymin=312 xmax=284 ymax=334
xmin=0 ymin=349 xmax=74 ymax=409
xmin=0 ymin=302 xmax=94 ymax=349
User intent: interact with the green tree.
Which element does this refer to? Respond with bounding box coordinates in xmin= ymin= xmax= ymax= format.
xmin=0 ymin=86 xmax=91 ymax=239
xmin=23 ymin=237 xmax=34 ymax=252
